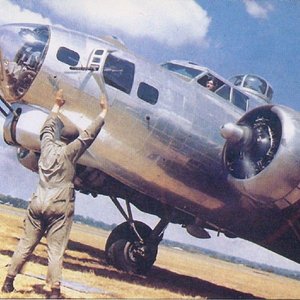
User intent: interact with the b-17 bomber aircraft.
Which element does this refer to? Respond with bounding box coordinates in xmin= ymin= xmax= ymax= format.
xmin=0 ymin=23 xmax=299 ymax=274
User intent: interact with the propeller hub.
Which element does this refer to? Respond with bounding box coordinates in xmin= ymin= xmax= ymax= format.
xmin=220 ymin=123 xmax=252 ymax=145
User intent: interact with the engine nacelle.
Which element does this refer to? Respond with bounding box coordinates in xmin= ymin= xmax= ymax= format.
xmin=222 ymin=105 xmax=300 ymax=209
xmin=3 ymin=103 xmax=79 ymax=150
xmin=4 ymin=103 xmax=49 ymax=150
xmin=17 ymin=147 xmax=39 ymax=172
xmin=2 ymin=103 xmax=105 ymax=174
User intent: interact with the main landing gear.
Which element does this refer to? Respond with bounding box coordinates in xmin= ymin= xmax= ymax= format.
xmin=105 ymin=196 xmax=170 ymax=274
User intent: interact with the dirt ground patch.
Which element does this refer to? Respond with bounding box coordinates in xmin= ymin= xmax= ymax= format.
xmin=0 ymin=205 xmax=300 ymax=299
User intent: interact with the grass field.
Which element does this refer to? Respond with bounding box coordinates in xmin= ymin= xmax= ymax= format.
xmin=0 ymin=205 xmax=300 ymax=299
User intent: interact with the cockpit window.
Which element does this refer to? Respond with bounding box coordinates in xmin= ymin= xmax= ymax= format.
xmin=215 ymin=85 xmax=248 ymax=111
xmin=161 ymin=62 xmax=203 ymax=79
xmin=231 ymin=89 xmax=248 ymax=111
xmin=215 ymin=85 xmax=230 ymax=100
xmin=198 ymin=73 xmax=248 ymax=111
xmin=267 ymin=86 xmax=273 ymax=100
xmin=56 ymin=47 xmax=80 ymax=66
xmin=198 ymin=74 xmax=224 ymax=91
xmin=103 ymin=54 xmax=135 ymax=94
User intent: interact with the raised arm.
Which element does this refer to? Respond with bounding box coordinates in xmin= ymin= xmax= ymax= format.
xmin=40 ymin=89 xmax=65 ymax=148
xmin=97 ymin=74 xmax=108 ymax=119
xmin=99 ymin=93 xmax=108 ymax=119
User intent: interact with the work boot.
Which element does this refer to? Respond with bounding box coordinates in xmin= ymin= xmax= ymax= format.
xmin=49 ymin=287 xmax=61 ymax=299
xmin=1 ymin=275 xmax=15 ymax=293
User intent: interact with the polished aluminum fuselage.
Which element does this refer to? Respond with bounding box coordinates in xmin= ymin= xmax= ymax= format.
xmin=3 ymin=24 xmax=300 ymax=264
xmin=20 ymin=25 xmax=250 ymax=220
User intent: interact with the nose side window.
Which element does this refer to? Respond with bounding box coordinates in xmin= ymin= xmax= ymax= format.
xmin=56 ymin=47 xmax=80 ymax=66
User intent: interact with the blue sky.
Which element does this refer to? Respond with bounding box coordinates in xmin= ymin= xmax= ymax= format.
xmin=2 ymin=0 xmax=300 ymax=107
xmin=196 ymin=0 xmax=300 ymax=110
xmin=0 ymin=0 xmax=300 ymax=271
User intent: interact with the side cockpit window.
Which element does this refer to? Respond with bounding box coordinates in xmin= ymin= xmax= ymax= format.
xmin=56 ymin=47 xmax=80 ymax=66
xmin=103 ymin=54 xmax=135 ymax=94
xmin=232 ymin=89 xmax=248 ymax=111
xmin=215 ymin=85 xmax=230 ymax=100
xmin=197 ymin=74 xmax=224 ymax=92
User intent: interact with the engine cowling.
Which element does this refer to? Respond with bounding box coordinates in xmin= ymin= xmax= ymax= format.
xmin=3 ymin=103 xmax=79 ymax=149
xmin=4 ymin=104 xmax=50 ymax=150
xmin=222 ymin=105 xmax=300 ymax=208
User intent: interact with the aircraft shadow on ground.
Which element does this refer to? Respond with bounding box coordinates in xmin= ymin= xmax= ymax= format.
xmin=0 ymin=239 xmax=260 ymax=299
xmin=67 ymin=240 xmax=260 ymax=299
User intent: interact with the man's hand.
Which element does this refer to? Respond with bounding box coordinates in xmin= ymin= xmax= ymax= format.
xmin=52 ymin=89 xmax=65 ymax=113
xmin=99 ymin=93 xmax=108 ymax=119
xmin=55 ymin=89 xmax=65 ymax=107
xmin=100 ymin=94 xmax=108 ymax=111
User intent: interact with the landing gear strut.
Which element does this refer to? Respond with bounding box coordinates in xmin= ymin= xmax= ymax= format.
xmin=105 ymin=196 xmax=170 ymax=274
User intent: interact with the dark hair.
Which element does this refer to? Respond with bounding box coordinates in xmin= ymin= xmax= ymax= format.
xmin=207 ymin=76 xmax=216 ymax=85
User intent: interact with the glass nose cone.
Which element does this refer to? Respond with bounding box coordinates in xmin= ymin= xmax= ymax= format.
xmin=0 ymin=24 xmax=50 ymax=101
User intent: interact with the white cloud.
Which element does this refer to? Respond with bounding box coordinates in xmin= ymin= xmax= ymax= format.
xmin=40 ymin=0 xmax=211 ymax=47
xmin=243 ymin=0 xmax=274 ymax=19
xmin=0 ymin=0 xmax=53 ymax=26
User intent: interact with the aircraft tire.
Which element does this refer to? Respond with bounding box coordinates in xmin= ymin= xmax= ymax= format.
xmin=110 ymin=238 xmax=157 ymax=274
xmin=105 ymin=221 xmax=157 ymax=274
xmin=105 ymin=221 xmax=151 ymax=263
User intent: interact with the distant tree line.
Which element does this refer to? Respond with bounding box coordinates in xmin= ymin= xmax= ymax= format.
xmin=73 ymin=215 xmax=116 ymax=231
xmin=0 ymin=194 xmax=115 ymax=231
xmin=162 ymin=235 xmax=300 ymax=281
xmin=0 ymin=194 xmax=28 ymax=209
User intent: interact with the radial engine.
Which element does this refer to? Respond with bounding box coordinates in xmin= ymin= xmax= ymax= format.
xmin=221 ymin=105 xmax=300 ymax=209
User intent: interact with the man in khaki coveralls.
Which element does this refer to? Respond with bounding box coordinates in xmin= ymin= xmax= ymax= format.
xmin=2 ymin=83 xmax=108 ymax=298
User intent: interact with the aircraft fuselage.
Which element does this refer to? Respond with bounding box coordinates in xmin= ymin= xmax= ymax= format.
xmin=2 ymin=24 xmax=300 ymax=264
